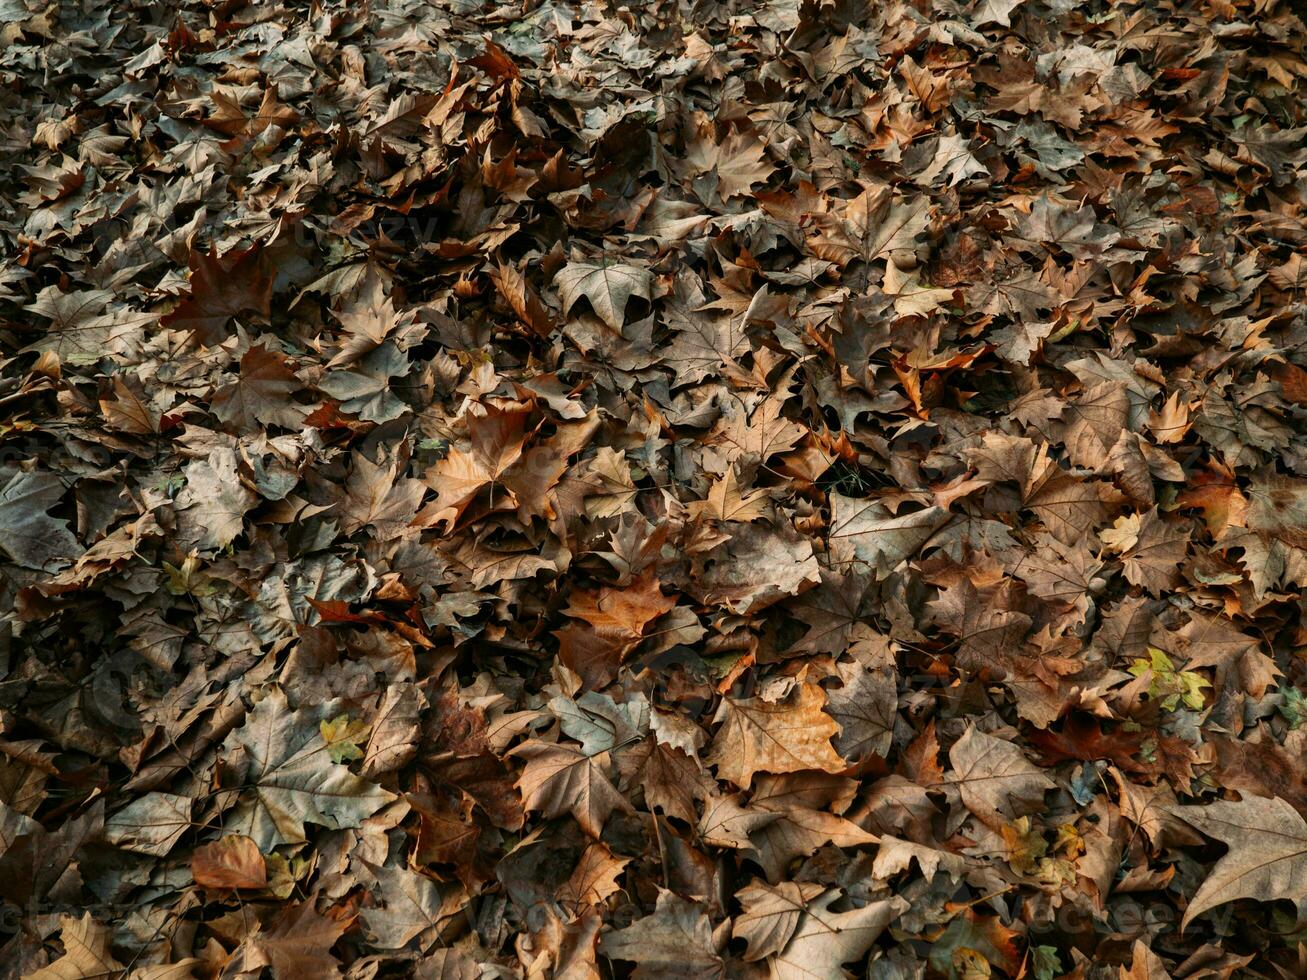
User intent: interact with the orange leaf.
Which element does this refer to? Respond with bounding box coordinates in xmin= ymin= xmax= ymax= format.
xmin=192 ymin=835 xmax=267 ymax=890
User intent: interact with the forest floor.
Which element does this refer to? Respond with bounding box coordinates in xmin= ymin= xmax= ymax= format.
xmin=2 ymin=0 xmax=1307 ymax=977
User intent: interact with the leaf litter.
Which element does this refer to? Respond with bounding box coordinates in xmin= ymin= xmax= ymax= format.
xmin=1 ymin=0 xmax=1307 ymax=976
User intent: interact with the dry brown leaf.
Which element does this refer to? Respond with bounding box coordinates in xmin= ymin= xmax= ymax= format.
xmin=1171 ymin=796 xmax=1307 ymax=930
xmin=192 ymin=835 xmax=268 ymax=890
xmin=705 ymin=682 xmax=845 ymax=789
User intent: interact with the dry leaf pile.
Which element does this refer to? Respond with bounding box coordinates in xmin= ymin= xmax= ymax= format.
xmin=2 ymin=0 xmax=1307 ymax=976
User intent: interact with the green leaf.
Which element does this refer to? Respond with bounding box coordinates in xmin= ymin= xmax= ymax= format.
xmin=320 ymin=714 xmax=370 ymax=763
xmin=1129 ymin=647 xmax=1210 ymax=711
xmin=1032 ymin=946 xmax=1061 ymax=980
xmin=1280 ymin=687 xmax=1307 ymax=730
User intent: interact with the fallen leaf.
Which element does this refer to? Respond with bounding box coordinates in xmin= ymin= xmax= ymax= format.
xmin=510 ymin=741 xmax=632 ymax=838
xmin=221 ymin=689 xmax=396 ymax=849
xmin=192 ymin=835 xmax=268 ymax=890
xmin=1171 ymin=796 xmax=1307 ymax=930
xmin=601 ymin=890 xmax=724 ymax=979
xmin=706 ymin=683 xmax=845 ymax=788
xmin=555 ymin=261 xmax=652 ymax=331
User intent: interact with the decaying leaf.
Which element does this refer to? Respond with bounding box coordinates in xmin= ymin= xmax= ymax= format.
xmin=732 ymin=880 xmax=827 ymax=961
xmin=947 ymin=726 xmax=1055 ymax=831
xmin=706 ymin=683 xmax=844 ymax=789
xmin=221 ymin=689 xmax=396 ymax=849
xmin=1171 ymin=797 xmax=1307 ymax=930
xmin=8 ymin=0 xmax=1306 ymax=974
xmin=767 ymin=891 xmax=909 ymax=980
xmin=192 ymin=835 xmax=268 ymax=890
xmin=555 ymin=261 xmax=652 ymax=331
xmin=601 ymin=890 xmax=725 ymax=979
xmin=510 ymin=741 xmax=632 ymax=838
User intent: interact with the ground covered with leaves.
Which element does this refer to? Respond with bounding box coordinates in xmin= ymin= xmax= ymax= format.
xmin=2 ymin=0 xmax=1307 ymax=976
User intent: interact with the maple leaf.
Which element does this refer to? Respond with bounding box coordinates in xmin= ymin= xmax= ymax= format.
xmin=601 ymin=890 xmax=725 ymax=979
xmin=970 ymin=432 xmax=1115 ymax=545
xmin=916 ymin=132 xmax=988 ymax=187
xmin=683 ymin=129 xmax=775 ymax=199
xmin=419 ymin=448 xmax=498 ymax=531
xmin=732 ymin=880 xmax=827 ymax=961
xmin=24 ymin=915 xmax=120 ymax=980
xmin=557 ymin=842 xmax=629 ymax=912
xmin=691 ymin=523 xmax=821 ymax=614
xmin=1176 ymin=463 xmax=1247 ymax=536
xmin=320 ymin=714 xmax=370 ymax=762
xmin=318 ymin=342 xmax=411 ymax=422
xmin=691 ymin=468 xmax=770 ymax=522
xmin=926 ymin=912 xmax=1023 ymax=978
xmin=1222 ymin=472 xmax=1307 ymax=596
xmin=160 ymin=243 xmax=273 ymax=347
xmin=1171 ymin=796 xmax=1307 ymax=929
xmin=362 ymin=684 xmax=423 ymax=779
xmin=555 ymin=621 xmax=636 ymax=692
xmin=1176 ymin=612 xmax=1280 ymax=699
xmin=1119 ymin=940 xmax=1174 ymax=980
xmin=104 ymin=792 xmax=191 ymax=857
xmin=929 ymin=576 xmax=1032 ymax=678
xmin=706 ymin=682 xmax=845 ymax=788
xmin=555 ymin=260 xmax=652 ymax=330
xmin=212 ymin=344 xmax=307 ymax=430
xmin=1012 ymin=196 xmax=1121 ymax=256
xmin=337 ymin=448 xmax=426 ymax=538
xmin=564 ymin=568 xmax=677 ymax=641
xmin=700 ymin=793 xmax=782 ymax=850
xmin=23 ymin=286 xmax=119 ymax=363
xmin=786 ymin=564 xmax=879 ymax=657
xmin=0 ymin=800 xmax=103 ymax=909
xmin=221 ymin=689 xmax=396 ymax=849
xmin=467 ymin=401 xmax=531 ymax=478
xmin=662 ymin=274 xmax=749 ymax=386
xmin=416 ymin=405 xmax=538 ymax=530
xmin=1148 ymin=390 xmax=1193 ymax=444
xmin=0 ymin=470 xmax=78 ymax=571
xmin=873 ymin=835 xmax=967 ymax=882
xmin=441 ymin=537 xmax=557 ymax=589
xmin=1007 ymin=531 xmax=1103 ymax=616
xmin=489 ymin=261 xmax=553 ymax=336
xmin=1209 ymin=731 xmax=1307 ymax=818
xmin=825 ymin=661 xmax=897 ymax=761
xmin=744 ymin=773 xmax=880 ymax=879
xmin=1029 ymin=716 xmax=1151 ymax=775
xmin=192 ymin=835 xmax=268 ymax=890
xmin=175 ymin=448 xmax=257 ymax=552
xmin=247 ymin=900 xmax=350 ymax=980
xmin=809 ymin=188 xmax=931 ymax=271
xmin=1268 ymin=253 xmax=1307 ymax=293
xmin=1056 ymin=381 xmax=1131 ymax=469
xmin=618 ymin=735 xmax=715 ymax=823
xmin=828 ymin=496 xmax=951 ymax=574
xmin=573 ymin=446 xmax=638 ymax=518
xmin=707 ymin=394 xmax=805 ymax=466
xmin=766 ymin=890 xmax=908 ymax=980
xmin=1099 ymin=508 xmax=1188 ymax=595
xmin=360 ymin=862 xmax=464 ymax=949
xmin=510 ymin=740 xmax=632 ymax=838
xmin=946 ymin=726 xmax=1054 ymax=831
xmin=99 ymin=374 xmax=159 ymax=435
xmin=883 ymin=259 xmax=956 ymax=316
xmin=971 ymin=0 xmax=1026 ymax=25
xmin=972 ymin=263 xmax=1057 ymax=320
xmin=328 ymin=276 xmax=420 ymax=368
xmin=550 ymin=690 xmax=648 ymax=755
